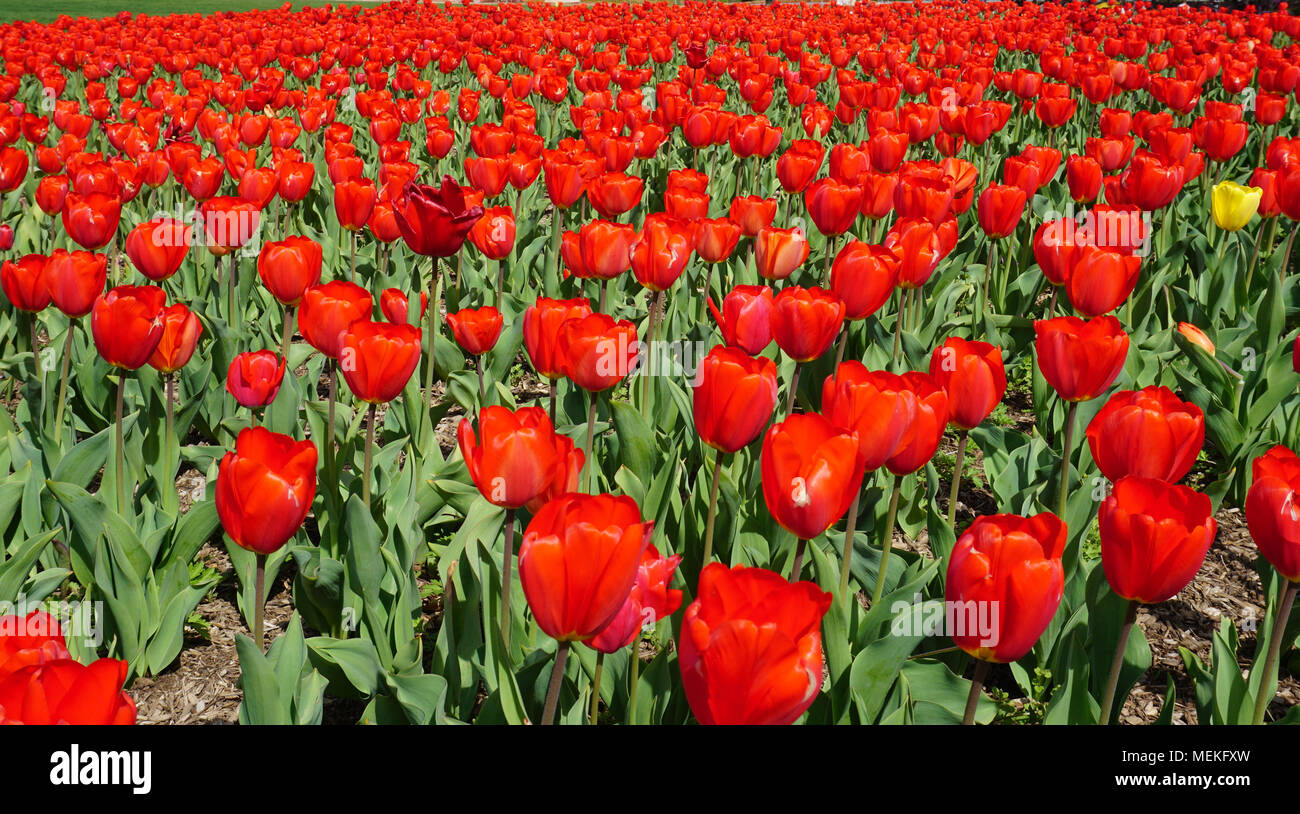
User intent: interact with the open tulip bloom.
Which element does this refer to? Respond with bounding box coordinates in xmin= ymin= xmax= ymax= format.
xmin=6 ymin=0 xmax=1300 ymax=733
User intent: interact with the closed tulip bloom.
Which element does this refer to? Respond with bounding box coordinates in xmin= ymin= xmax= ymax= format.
xmin=467 ymin=206 xmax=516 ymax=260
xmin=587 ymin=172 xmax=644 ymax=218
xmin=679 ymin=563 xmax=832 ymax=725
xmin=1066 ymin=154 xmax=1103 ymax=203
xmin=523 ymin=297 xmax=593 ymax=380
xmin=1 ymin=254 xmax=50 ymax=313
xmin=708 ymin=285 xmax=773 ymax=355
xmin=584 ymin=545 xmax=683 ymax=654
xmin=446 ymin=306 xmax=503 ymax=356
xmin=61 ymin=192 xmax=121 ymax=251
xmin=804 ymin=177 xmax=863 ymax=237
xmin=394 ymin=176 xmax=485 ymax=257
xmin=339 ymin=320 xmax=422 ymax=404
xmin=1120 ymin=152 xmax=1183 ymax=211
xmin=215 ymin=426 xmax=318 ymax=555
xmin=829 ymin=241 xmax=898 ymax=320
xmin=257 ymin=235 xmax=322 ymax=306
xmin=694 ymin=345 xmax=779 ymax=454
xmin=1210 ymin=182 xmax=1262 ymax=231
xmin=1100 ymin=476 xmax=1216 ymax=604
xmin=945 ymin=512 xmax=1065 ymax=663
xmin=91 ymin=285 xmax=165 ymax=370
xmin=582 ymin=220 xmax=640 ymax=279
xmin=45 ymin=250 xmax=108 ymax=318
xmin=860 ymin=170 xmax=899 ymax=220
xmin=35 ymin=175 xmax=69 ymax=215
xmin=771 ymin=286 xmax=845 ymax=363
xmin=379 ymin=288 xmax=428 ymax=325
xmin=298 ymin=281 xmax=373 ymax=359
xmin=226 ymin=350 xmax=286 ymax=408
xmin=1035 ymin=315 xmax=1130 ymax=402
xmin=928 ymin=337 xmax=1006 ymax=431
xmin=1192 ymin=116 xmax=1249 ymax=163
xmin=761 ymin=413 xmax=866 ymax=541
xmin=694 ymin=217 xmax=742 ymax=264
xmin=147 ymin=303 xmax=203 ymax=374
xmin=278 ymin=160 xmax=315 ymax=202
xmin=884 ymin=217 xmax=943 ymax=289
xmin=976 ymin=184 xmax=1028 ymax=239
xmin=0 ymin=658 xmax=135 ymax=725
xmin=886 ymin=372 xmax=950 ymax=476
xmin=333 ymin=178 xmax=377 ymax=231
xmin=124 ymin=218 xmax=191 ymax=282
xmin=1033 ymin=218 xmax=1085 ymax=286
xmin=777 ymin=139 xmax=825 ymax=193
xmin=631 ymin=214 xmax=694 ymax=292
xmin=519 ymin=493 xmax=654 ymax=642
xmin=1065 ymin=246 xmax=1142 ymax=317
xmin=1245 ymin=446 xmax=1300 ymax=581
xmin=754 ymin=226 xmax=810 ymax=281
xmin=557 ymin=312 xmax=639 ymax=392
xmin=728 ymin=195 xmax=777 ymax=237
xmin=1086 ymin=387 xmax=1205 ymax=483
xmin=821 ymin=363 xmax=917 ymax=471
xmin=458 ymin=405 xmax=570 ymax=508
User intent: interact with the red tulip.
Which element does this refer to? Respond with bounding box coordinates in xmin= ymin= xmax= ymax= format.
xmin=379 ymin=288 xmax=428 ymax=325
xmin=61 ymin=192 xmax=121 ymax=251
xmin=215 ymin=426 xmax=318 ymax=555
xmin=754 ymin=226 xmax=809 ymax=281
xmin=394 ymin=175 xmax=485 ymax=257
xmin=1085 ymin=386 xmax=1204 ymax=483
xmin=1099 ymin=476 xmax=1216 ymax=604
xmin=523 ymin=297 xmax=593 ymax=380
xmin=467 ymin=206 xmax=516 ymax=261
xmin=584 ymin=545 xmax=683 ymax=654
xmin=708 ymin=284 xmax=773 ymax=355
xmin=334 ymin=178 xmax=377 ymax=231
xmin=821 ymin=363 xmax=917 ymax=471
xmin=147 ymin=303 xmax=203 ymax=374
xmin=1 ymin=254 xmax=50 ymax=313
xmin=679 ymin=563 xmax=832 ymax=725
xmin=519 ymin=493 xmax=654 ymax=641
xmin=257 ymin=236 xmax=322 ymax=307
xmin=557 ymin=312 xmax=639 ymax=392
xmin=761 ymin=413 xmax=865 ymax=541
xmin=339 ymin=320 xmax=422 ymax=404
xmin=884 ymin=217 xmax=942 ymax=289
xmin=0 ymin=658 xmax=135 ymax=725
xmin=728 ymin=195 xmax=777 ymax=237
xmin=770 ymin=286 xmax=845 ymax=363
xmin=124 ymin=218 xmax=191 ymax=282
xmin=0 ymin=610 xmax=70 ymax=681
xmin=885 ymin=372 xmax=950 ymax=476
xmin=804 ymin=177 xmax=863 ymax=237
xmin=829 ymin=241 xmax=898 ymax=321
xmin=945 ymin=512 xmax=1065 ymax=663
xmin=45 ymin=249 xmax=107 ymax=318
xmin=976 ymin=184 xmax=1028 ymax=239
xmin=446 ymin=306 xmax=504 ymax=356
xmin=1066 ymin=154 xmax=1103 ymax=202
xmin=226 ymin=350 xmax=287 ymax=408
xmin=91 ymin=285 xmax=165 ymax=370
xmin=694 ymin=345 xmax=779 ymax=454
xmin=458 ymin=405 xmax=574 ymax=508
xmin=1245 ymin=445 xmax=1300 ymax=581
xmin=694 ymin=217 xmax=742 ymax=264
xmin=1035 ymin=315 xmax=1130 ymax=402
xmin=298 ymin=281 xmax=373 ymax=359
xmin=631 ymin=214 xmax=694 ymax=292
xmin=928 ymin=337 xmax=1006 ymax=431
xmin=1065 ymin=247 xmax=1141 ymax=317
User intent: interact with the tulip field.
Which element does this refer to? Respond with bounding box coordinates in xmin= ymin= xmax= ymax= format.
xmin=1 ymin=0 xmax=1299 ymax=728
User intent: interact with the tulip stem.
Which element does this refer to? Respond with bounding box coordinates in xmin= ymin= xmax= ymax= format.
xmin=790 ymin=537 xmax=808 ymax=581
xmin=54 ymin=324 xmax=74 ymax=435
xmin=892 ymin=288 xmax=905 ymax=367
xmin=1279 ymin=229 xmax=1297 ymax=283
xmin=548 ymin=379 xmax=557 ymax=426
xmin=1056 ymin=401 xmax=1078 ymax=521
xmin=541 ymin=640 xmax=570 ymax=725
xmin=871 ymin=475 xmax=902 ymax=606
xmin=165 ymin=373 xmax=175 ymax=460
xmin=349 ymin=230 xmax=357 ymax=282
xmin=1098 ymin=599 xmax=1139 ymax=725
xmin=500 ymin=507 xmax=516 ymax=652
xmin=836 ymin=478 xmax=864 ymax=605
xmin=947 ymin=431 xmax=969 ymax=528
xmin=281 ymin=306 xmax=295 ymax=362
xmin=425 ymin=259 xmax=440 ymax=408
xmin=785 ymin=362 xmax=801 ymax=416
xmin=475 ymin=359 xmax=487 ymax=412
xmin=1251 ymin=580 xmax=1298 ymax=725
xmin=588 ymin=652 xmax=604 ymax=725
xmin=627 ymin=639 xmax=640 ymax=725
xmin=114 ymin=372 xmax=126 ymax=514
xmin=254 ymin=553 xmax=267 ymax=653
xmin=962 ymin=659 xmax=990 ymax=725
xmin=980 ymin=239 xmax=996 ymax=328
xmin=228 ymin=256 xmax=237 ymax=329
xmin=834 ymin=327 xmax=849 ymax=368
xmin=584 ymin=392 xmax=598 ymax=491
xmin=702 ymin=451 xmax=724 ymax=567
xmin=363 ymin=403 xmax=376 ymax=508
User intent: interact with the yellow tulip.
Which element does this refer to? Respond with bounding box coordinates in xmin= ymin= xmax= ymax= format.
xmin=1210 ymin=182 xmax=1262 ymax=231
